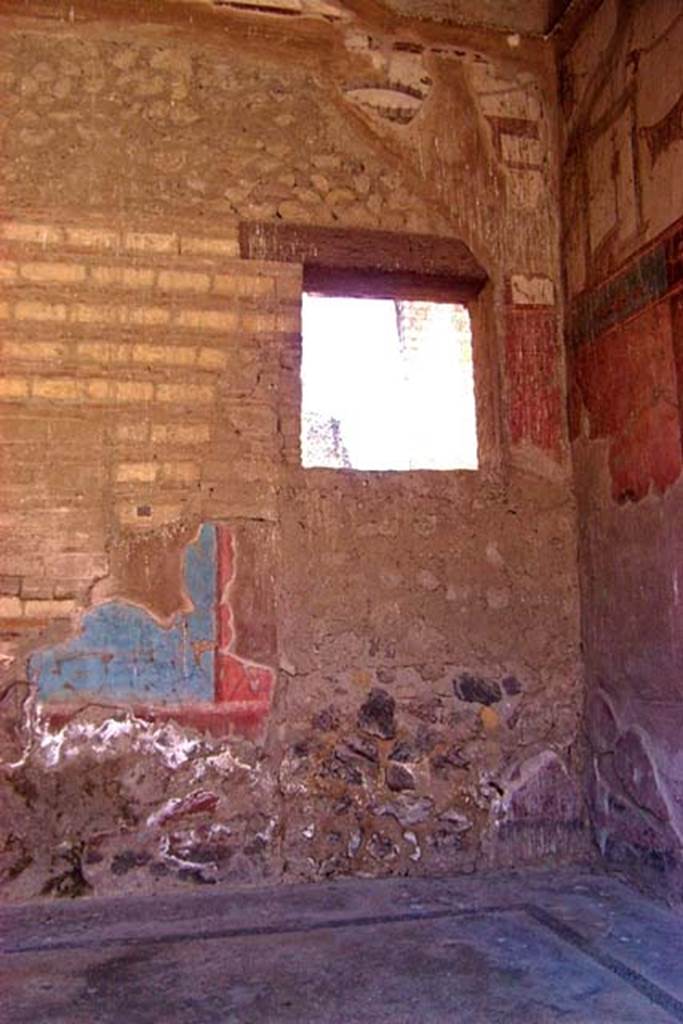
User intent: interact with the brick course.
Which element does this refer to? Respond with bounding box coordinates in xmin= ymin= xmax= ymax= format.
xmin=0 ymin=215 xmax=291 ymax=619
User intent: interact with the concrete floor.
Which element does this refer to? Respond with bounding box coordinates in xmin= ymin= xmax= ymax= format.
xmin=2 ymin=867 xmax=683 ymax=1023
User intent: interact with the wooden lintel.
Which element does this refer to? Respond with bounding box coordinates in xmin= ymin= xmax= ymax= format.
xmin=239 ymin=222 xmax=488 ymax=301
xmin=303 ymin=266 xmax=480 ymax=304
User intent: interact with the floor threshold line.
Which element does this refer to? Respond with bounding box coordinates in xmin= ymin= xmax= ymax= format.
xmin=1 ymin=902 xmax=522 ymax=955
xmin=4 ymin=898 xmax=681 ymax=1021
xmin=525 ymin=904 xmax=683 ymax=1022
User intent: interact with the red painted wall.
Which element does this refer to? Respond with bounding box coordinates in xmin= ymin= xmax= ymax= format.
xmin=562 ymin=0 xmax=683 ymax=899
xmin=570 ymin=220 xmax=683 ymax=897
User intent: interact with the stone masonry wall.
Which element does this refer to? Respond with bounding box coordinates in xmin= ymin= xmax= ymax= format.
xmin=561 ymin=0 xmax=683 ymax=900
xmin=0 ymin=0 xmax=584 ymax=900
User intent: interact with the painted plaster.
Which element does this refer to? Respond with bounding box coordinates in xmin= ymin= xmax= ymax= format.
xmin=28 ymin=524 xmax=275 ymax=730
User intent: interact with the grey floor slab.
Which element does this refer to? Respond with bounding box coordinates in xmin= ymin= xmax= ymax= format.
xmin=1 ymin=867 xmax=682 ymax=1023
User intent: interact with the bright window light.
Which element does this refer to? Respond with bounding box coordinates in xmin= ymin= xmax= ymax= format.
xmin=301 ymin=294 xmax=478 ymax=471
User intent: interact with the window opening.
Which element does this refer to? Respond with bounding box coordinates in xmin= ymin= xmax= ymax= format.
xmin=301 ymin=294 xmax=478 ymax=471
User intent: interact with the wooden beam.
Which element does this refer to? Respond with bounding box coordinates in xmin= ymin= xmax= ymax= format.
xmin=303 ymin=266 xmax=480 ymax=303
xmin=239 ymin=222 xmax=488 ymax=300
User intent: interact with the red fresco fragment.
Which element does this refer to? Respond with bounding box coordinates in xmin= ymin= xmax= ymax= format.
xmin=573 ymin=300 xmax=682 ymax=501
xmin=39 ymin=523 xmax=277 ymax=740
xmin=41 ymin=703 xmax=267 ymax=740
xmin=506 ymin=307 xmax=564 ymax=459
xmin=567 ymin=370 xmax=584 ymax=442
xmin=671 ymin=291 xmax=683 ymax=425
xmin=215 ymin=524 xmax=275 ymax=728
xmin=609 ymin=402 xmax=682 ymax=502
xmin=215 ymin=523 xmax=235 ymax=650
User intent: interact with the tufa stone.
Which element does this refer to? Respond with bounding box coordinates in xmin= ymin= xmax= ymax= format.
xmin=438 ymin=808 xmax=473 ymax=832
xmin=375 ymin=794 xmax=433 ymax=827
xmin=431 ymin=745 xmax=470 ymax=776
xmin=502 ymin=675 xmax=523 ymax=696
xmin=110 ymin=850 xmax=151 ymax=875
xmin=312 ymin=705 xmax=340 ymax=731
xmin=367 ymin=832 xmax=398 ymax=861
xmin=385 ymin=763 xmax=416 ymax=791
xmin=358 ymin=687 xmax=396 ymax=739
xmin=388 ymin=740 xmax=420 ymax=763
xmin=453 ymin=673 xmax=502 ymax=706
xmin=344 ymin=734 xmax=380 ymax=763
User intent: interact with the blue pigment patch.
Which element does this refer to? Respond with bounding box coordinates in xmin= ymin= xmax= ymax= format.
xmin=30 ymin=524 xmax=217 ymax=705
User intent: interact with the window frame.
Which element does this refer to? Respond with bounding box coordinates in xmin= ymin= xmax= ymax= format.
xmin=238 ymin=221 xmax=500 ymax=480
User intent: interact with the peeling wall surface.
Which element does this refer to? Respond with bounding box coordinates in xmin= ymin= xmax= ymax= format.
xmin=561 ymin=0 xmax=683 ymax=899
xmin=0 ymin=0 xmax=585 ymax=900
xmin=28 ymin=522 xmax=276 ymax=733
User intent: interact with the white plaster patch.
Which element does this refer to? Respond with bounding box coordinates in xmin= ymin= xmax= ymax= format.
xmin=347 ymin=829 xmax=362 ymax=857
xmin=256 ymin=818 xmax=276 ymax=845
xmin=203 ymin=747 xmax=254 ymax=775
xmin=507 ymin=168 xmax=546 ymax=210
xmin=39 ymin=726 xmax=67 ymax=769
xmin=34 ymin=711 xmax=201 ymax=770
xmin=146 ymin=724 xmax=200 ymax=769
xmin=211 ymin=822 xmax=233 ymax=837
xmin=510 ymin=274 xmax=555 ymax=306
xmin=37 ymin=717 xmax=136 ymax=766
xmin=403 ymin=829 xmax=421 ymax=861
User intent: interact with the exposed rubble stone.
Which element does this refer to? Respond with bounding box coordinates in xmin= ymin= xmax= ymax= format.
xmin=438 ymin=808 xmax=472 ymax=832
xmin=501 ymin=675 xmax=523 ymax=696
xmin=375 ymin=795 xmax=433 ymax=827
xmin=0 ymin=0 xmax=587 ymax=901
xmin=430 ymin=746 xmax=470 ymax=776
xmin=312 ymin=705 xmax=340 ymax=732
xmin=367 ymin=832 xmax=398 ymax=861
xmin=388 ymin=739 xmax=422 ymax=763
xmin=344 ymin=734 xmax=380 ymax=763
xmin=453 ymin=674 xmax=502 ymax=706
xmin=111 ymin=850 xmax=151 ymax=875
xmin=357 ymin=688 xmax=396 ymax=740
xmin=385 ymin=763 xmax=416 ymax=792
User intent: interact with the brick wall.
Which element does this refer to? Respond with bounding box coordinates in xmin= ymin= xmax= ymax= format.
xmin=0 ymin=214 xmax=300 ymax=631
xmin=0 ymin=0 xmax=586 ymax=899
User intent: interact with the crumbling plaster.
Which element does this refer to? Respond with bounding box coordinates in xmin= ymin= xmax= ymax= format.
xmin=562 ymin=0 xmax=683 ymax=900
xmin=0 ymin=0 xmax=586 ymax=900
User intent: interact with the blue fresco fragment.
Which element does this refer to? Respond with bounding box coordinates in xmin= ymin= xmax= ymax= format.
xmin=30 ymin=524 xmax=217 ymax=705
